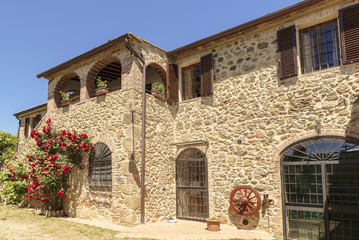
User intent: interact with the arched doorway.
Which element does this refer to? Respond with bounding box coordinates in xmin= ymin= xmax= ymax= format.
xmin=280 ymin=137 xmax=359 ymax=239
xmin=176 ymin=148 xmax=209 ymax=221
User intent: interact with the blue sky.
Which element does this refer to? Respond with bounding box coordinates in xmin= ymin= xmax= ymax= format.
xmin=0 ymin=0 xmax=299 ymax=135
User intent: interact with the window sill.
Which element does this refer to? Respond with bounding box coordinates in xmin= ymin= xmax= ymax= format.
xmin=180 ymin=97 xmax=202 ymax=104
xmin=299 ymin=65 xmax=341 ymax=78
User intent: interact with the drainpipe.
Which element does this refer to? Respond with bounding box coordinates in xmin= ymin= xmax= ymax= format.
xmin=15 ymin=116 xmax=21 ymax=152
xmin=125 ymin=38 xmax=146 ymax=224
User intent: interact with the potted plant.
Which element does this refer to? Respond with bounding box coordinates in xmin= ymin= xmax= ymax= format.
xmin=151 ymin=81 xmax=165 ymax=101
xmin=95 ymin=77 xmax=109 ymax=96
xmin=206 ymin=217 xmax=221 ymax=231
xmin=59 ymin=91 xmax=72 ymax=107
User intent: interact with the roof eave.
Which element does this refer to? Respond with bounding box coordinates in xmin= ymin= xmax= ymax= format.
xmin=168 ymin=0 xmax=324 ymax=56
xmin=36 ymin=33 xmax=131 ymax=79
xmin=14 ymin=103 xmax=48 ymax=118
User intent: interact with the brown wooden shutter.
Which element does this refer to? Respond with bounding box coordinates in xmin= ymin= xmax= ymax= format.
xmin=166 ymin=63 xmax=179 ymax=102
xmin=200 ymin=53 xmax=214 ymax=96
xmin=24 ymin=117 xmax=30 ymax=137
xmin=277 ymin=25 xmax=298 ymax=79
xmin=34 ymin=114 xmax=41 ymax=127
xmin=339 ymin=3 xmax=359 ymax=64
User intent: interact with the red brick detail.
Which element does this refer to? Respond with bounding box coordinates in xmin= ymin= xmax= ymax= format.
xmin=54 ymin=72 xmax=80 ymax=108
xmin=86 ymin=55 xmax=122 ymax=99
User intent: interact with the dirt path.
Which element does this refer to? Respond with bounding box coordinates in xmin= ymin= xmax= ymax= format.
xmin=0 ymin=205 xmax=275 ymax=240
xmin=0 ymin=205 xmax=119 ymax=240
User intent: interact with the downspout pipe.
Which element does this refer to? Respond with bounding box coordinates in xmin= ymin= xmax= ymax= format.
xmin=125 ymin=38 xmax=146 ymax=224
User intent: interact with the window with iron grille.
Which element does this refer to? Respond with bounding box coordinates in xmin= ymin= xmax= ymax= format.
xmin=89 ymin=142 xmax=112 ymax=187
xmin=182 ymin=63 xmax=201 ymax=100
xmin=299 ymin=20 xmax=340 ymax=74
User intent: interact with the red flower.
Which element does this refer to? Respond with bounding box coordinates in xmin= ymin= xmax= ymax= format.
xmin=25 ymin=194 xmax=32 ymax=198
xmin=57 ymin=191 xmax=63 ymax=196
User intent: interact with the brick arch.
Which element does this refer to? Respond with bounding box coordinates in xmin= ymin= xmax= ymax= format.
xmin=86 ymin=55 xmax=122 ymax=98
xmin=146 ymin=62 xmax=167 ymax=93
xmin=147 ymin=62 xmax=166 ymax=83
xmin=54 ymin=72 xmax=80 ymax=108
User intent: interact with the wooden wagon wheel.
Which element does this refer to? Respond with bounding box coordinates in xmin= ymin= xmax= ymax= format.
xmin=230 ymin=185 xmax=261 ymax=216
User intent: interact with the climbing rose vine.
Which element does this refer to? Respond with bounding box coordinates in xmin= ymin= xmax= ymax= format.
xmin=24 ymin=119 xmax=94 ymax=210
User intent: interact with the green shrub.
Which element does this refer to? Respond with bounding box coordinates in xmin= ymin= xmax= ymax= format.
xmin=0 ymin=157 xmax=27 ymax=204
xmin=0 ymin=131 xmax=17 ymax=168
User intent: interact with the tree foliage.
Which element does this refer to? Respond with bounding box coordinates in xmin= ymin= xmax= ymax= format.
xmin=0 ymin=130 xmax=17 ymax=167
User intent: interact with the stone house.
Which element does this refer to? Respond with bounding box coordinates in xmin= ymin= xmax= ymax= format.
xmin=14 ymin=103 xmax=47 ymax=150
xmin=15 ymin=0 xmax=359 ymax=239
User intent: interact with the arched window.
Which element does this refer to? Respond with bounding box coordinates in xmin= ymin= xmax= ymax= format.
xmin=89 ymin=142 xmax=112 ymax=187
xmin=281 ymin=137 xmax=359 ymax=239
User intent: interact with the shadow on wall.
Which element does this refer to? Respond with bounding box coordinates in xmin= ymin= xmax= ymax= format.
xmin=129 ymin=153 xmax=141 ymax=188
xmin=65 ymin=165 xmax=85 ymax=217
xmin=228 ymin=206 xmax=260 ymax=230
xmin=346 ymin=96 xmax=359 ymax=135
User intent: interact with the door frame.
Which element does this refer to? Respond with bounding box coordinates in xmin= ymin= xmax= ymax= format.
xmin=175 ymin=147 xmax=209 ymax=221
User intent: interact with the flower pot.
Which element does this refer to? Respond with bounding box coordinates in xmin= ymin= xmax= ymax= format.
xmin=206 ymin=219 xmax=221 ymax=231
xmin=151 ymin=90 xmax=165 ymax=101
xmin=96 ymin=87 xmax=109 ymax=96
xmin=61 ymin=99 xmax=72 ymax=107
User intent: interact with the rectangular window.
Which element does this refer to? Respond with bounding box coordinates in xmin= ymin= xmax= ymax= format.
xmin=300 ymin=20 xmax=340 ymax=74
xmin=182 ymin=63 xmax=201 ymax=100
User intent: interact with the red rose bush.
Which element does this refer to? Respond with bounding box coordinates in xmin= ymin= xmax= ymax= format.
xmin=23 ymin=119 xmax=93 ymax=210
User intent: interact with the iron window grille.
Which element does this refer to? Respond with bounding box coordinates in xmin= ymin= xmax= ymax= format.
xmin=299 ymin=20 xmax=340 ymax=74
xmin=89 ymin=142 xmax=112 ymax=187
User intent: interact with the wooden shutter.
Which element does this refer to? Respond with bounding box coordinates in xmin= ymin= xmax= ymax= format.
xmin=277 ymin=25 xmax=298 ymax=79
xmin=24 ymin=117 xmax=30 ymax=137
xmin=166 ymin=63 xmax=179 ymax=102
xmin=34 ymin=114 xmax=41 ymax=127
xmin=200 ymin=53 xmax=213 ymax=96
xmin=339 ymin=3 xmax=359 ymax=64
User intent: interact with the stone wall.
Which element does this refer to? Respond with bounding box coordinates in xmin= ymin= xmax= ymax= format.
xmin=48 ymin=89 xmax=143 ymax=225
xmin=170 ymin=0 xmax=359 ymax=238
